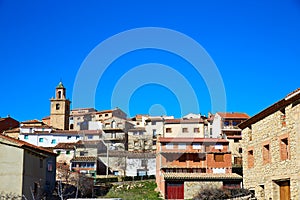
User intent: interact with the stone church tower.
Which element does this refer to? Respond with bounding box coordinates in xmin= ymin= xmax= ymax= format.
xmin=50 ymin=81 xmax=71 ymax=130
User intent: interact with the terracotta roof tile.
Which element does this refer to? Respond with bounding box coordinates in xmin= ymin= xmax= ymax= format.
xmin=71 ymin=156 xmax=97 ymax=162
xmin=217 ymin=112 xmax=250 ymax=119
xmin=163 ymin=172 xmax=242 ymax=180
xmin=165 ymin=118 xmax=204 ymax=124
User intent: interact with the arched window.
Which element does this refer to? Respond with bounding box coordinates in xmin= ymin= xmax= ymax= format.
xmin=58 ymin=91 xmax=62 ymax=99
xmin=56 ymin=103 xmax=60 ymax=110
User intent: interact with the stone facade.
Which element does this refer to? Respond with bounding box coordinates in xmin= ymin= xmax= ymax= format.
xmin=184 ymin=181 xmax=223 ymax=199
xmin=240 ymin=89 xmax=300 ymax=200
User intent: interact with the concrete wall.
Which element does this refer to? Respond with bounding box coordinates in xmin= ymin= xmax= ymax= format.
xmin=241 ymin=102 xmax=300 ymax=200
xmin=164 ymin=123 xmax=205 ymax=138
xmin=0 ymin=143 xmax=24 ymax=197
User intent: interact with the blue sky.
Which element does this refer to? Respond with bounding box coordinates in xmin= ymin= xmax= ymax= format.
xmin=1 ymin=0 xmax=300 ymax=121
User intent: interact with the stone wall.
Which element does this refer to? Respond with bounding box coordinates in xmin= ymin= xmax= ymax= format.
xmin=241 ymin=102 xmax=300 ymax=200
xmin=184 ymin=181 xmax=222 ymax=199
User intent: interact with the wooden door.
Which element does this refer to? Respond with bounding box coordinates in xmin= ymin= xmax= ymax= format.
xmin=279 ymin=181 xmax=290 ymax=200
xmin=166 ymin=182 xmax=184 ymax=199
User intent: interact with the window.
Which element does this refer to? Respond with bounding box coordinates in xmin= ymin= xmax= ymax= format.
xmin=105 ymin=113 xmax=109 ymax=117
xmin=214 ymin=154 xmax=224 ymax=162
xmin=39 ymin=138 xmax=44 ymax=142
xmin=263 ymin=144 xmax=270 ymax=164
xmin=280 ymin=138 xmax=289 ymax=160
xmin=248 ymin=150 xmax=254 ymax=168
xmin=87 ymin=135 xmax=93 ymax=139
xmin=166 ymin=143 xmax=173 ymax=149
xmin=40 ymin=159 xmax=43 ymax=168
xmin=141 ymin=159 xmax=148 ymax=167
xmin=178 ymin=143 xmax=186 ymax=150
xmin=66 ymin=150 xmax=70 ymax=155
xmin=24 ymin=135 xmax=29 ymax=139
xmin=51 ymin=139 xmax=56 ymax=144
xmin=56 ymin=103 xmax=60 ymax=110
xmin=182 ymin=128 xmax=188 ymax=133
xmin=67 ymin=136 xmax=71 ymax=139
xmin=70 ymin=124 xmax=74 ymax=129
xmin=166 ymin=128 xmax=172 ymax=133
xmin=192 ymin=143 xmax=202 ymax=150
xmin=153 ymin=129 xmax=157 ymax=137
xmin=58 ymin=91 xmax=62 ymax=99
xmin=194 ymin=128 xmax=200 ymax=133
xmin=76 ymin=136 xmax=80 ymax=139
xmin=179 ymin=154 xmax=186 ymax=162
xmin=47 ymin=162 xmax=53 ymax=171
xmin=238 ymin=148 xmax=242 ymax=154
xmin=56 ymin=150 xmax=61 ymax=155
xmin=152 ymin=121 xmax=156 ymax=125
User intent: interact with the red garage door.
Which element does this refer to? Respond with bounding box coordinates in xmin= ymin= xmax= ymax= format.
xmin=166 ymin=182 xmax=184 ymax=200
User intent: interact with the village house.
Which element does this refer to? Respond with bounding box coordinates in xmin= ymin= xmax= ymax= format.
xmin=127 ymin=127 xmax=152 ymax=152
xmin=0 ymin=134 xmax=56 ymax=199
xmin=211 ymin=112 xmax=250 ymax=175
xmin=156 ymin=137 xmax=242 ymax=199
xmin=163 ymin=117 xmax=208 ymax=138
xmin=239 ymin=89 xmax=300 ymax=200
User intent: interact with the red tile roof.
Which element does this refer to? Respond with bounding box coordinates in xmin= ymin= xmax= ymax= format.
xmin=71 ymin=156 xmax=97 ymax=162
xmin=0 ymin=117 xmax=19 ymax=133
xmin=162 ymin=173 xmax=242 ymax=180
xmin=158 ymin=137 xmax=229 ymax=143
xmin=0 ymin=134 xmax=56 ymax=156
xmin=165 ymin=118 xmax=204 ymax=124
xmin=217 ymin=112 xmax=250 ymax=119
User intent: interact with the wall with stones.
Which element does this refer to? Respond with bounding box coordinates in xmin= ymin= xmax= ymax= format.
xmin=184 ymin=181 xmax=223 ymax=199
xmin=241 ymin=102 xmax=300 ymax=200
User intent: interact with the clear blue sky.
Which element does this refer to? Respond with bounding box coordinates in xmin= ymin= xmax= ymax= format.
xmin=1 ymin=0 xmax=300 ymax=121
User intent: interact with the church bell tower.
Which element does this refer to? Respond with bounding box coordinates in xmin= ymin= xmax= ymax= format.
xmin=50 ymin=81 xmax=71 ymax=130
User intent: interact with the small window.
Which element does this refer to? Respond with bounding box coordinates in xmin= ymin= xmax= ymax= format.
xmin=193 ymin=143 xmax=202 ymax=150
xmin=152 ymin=129 xmax=157 ymax=137
xmin=67 ymin=136 xmax=71 ymax=139
xmin=182 ymin=128 xmax=188 ymax=133
xmin=76 ymin=136 xmax=80 ymax=139
xmin=88 ymin=135 xmax=93 ymax=139
xmin=214 ymin=154 xmax=224 ymax=162
xmin=105 ymin=113 xmax=109 ymax=117
xmin=51 ymin=139 xmax=56 ymax=144
xmin=178 ymin=143 xmax=186 ymax=150
xmin=47 ymin=162 xmax=53 ymax=171
xmin=194 ymin=128 xmax=200 ymax=133
xmin=56 ymin=103 xmax=60 ymax=110
xmin=166 ymin=143 xmax=173 ymax=149
xmin=248 ymin=150 xmax=254 ymax=168
xmin=40 ymin=159 xmax=43 ymax=168
xmin=179 ymin=154 xmax=186 ymax=162
xmin=263 ymin=144 xmax=271 ymax=164
xmin=39 ymin=138 xmax=44 ymax=142
xmin=141 ymin=159 xmax=148 ymax=167
xmin=70 ymin=124 xmax=74 ymax=130
xmin=238 ymin=148 xmax=243 ymax=154
xmin=280 ymin=138 xmax=289 ymax=160
xmin=166 ymin=128 xmax=172 ymax=133
xmin=66 ymin=150 xmax=70 ymax=155
xmin=56 ymin=150 xmax=61 ymax=155
xmin=152 ymin=121 xmax=156 ymax=125
xmin=24 ymin=135 xmax=29 ymax=139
